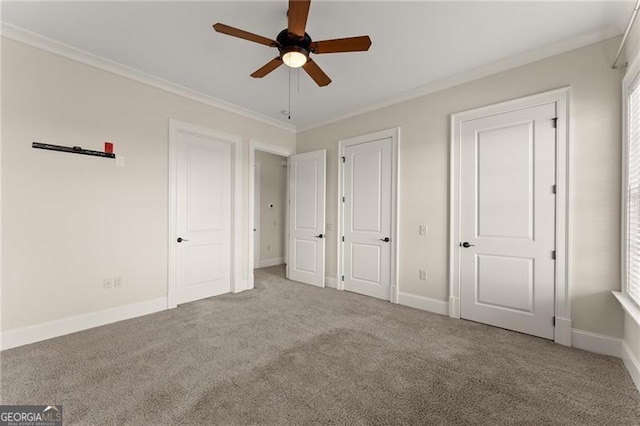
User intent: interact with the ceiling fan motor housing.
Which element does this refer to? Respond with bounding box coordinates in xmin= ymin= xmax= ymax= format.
xmin=277 ymin=29 xmax=313 ymax=59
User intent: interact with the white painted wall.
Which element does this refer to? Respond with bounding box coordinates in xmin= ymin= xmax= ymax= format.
xmin=297 ymin=37 xmax=625 ymax=338
xmin=1 ymin=38 xmax=295 ymax=331
xmin=255 ymin=150 xmax=286 ymax=266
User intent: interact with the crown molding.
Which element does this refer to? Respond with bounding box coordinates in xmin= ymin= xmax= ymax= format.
xmin=297 ymin=26 xmax=621 ymax=133
xmin=0 ymin=22 xmax=296 ymax=134
xmin=0 ymin=22 xmax=622 ymax=135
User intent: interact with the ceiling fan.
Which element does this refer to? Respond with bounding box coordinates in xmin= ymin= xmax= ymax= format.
xmin=213 ymin=0 xmax=371 ymax=87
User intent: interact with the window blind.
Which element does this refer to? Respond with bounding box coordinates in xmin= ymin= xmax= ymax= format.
xmin=627 ymin=76 xmax=640 ymax=306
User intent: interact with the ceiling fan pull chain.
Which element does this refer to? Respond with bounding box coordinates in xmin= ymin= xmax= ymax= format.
xmin=288 ymin=67 xmax=292 ymax=120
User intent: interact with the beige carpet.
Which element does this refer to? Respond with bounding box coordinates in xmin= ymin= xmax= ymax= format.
xmin=1 ymin=265 xmax=639 ymax=425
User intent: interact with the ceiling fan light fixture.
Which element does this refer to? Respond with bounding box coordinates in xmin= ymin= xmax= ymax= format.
xmin=282 ymin=47 xmax=308 ymax=68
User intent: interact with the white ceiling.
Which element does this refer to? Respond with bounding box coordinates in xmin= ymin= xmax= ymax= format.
xmin=1 ymin=1 xmax=635 ymax=129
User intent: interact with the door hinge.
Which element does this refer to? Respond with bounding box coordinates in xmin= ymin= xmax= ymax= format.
xmin=341 ymin=275 xmax=344 ymax=282
xmin=342 ymin=196 xmax=345 ymax=202
xmin=552 ymin=117 xmax=558 ymax=128
xmin=552 ymin=184 xmax=557 ymax=194
xmin=552 ymin=316 xmax=556 ymax=326
xmin=551 ymin=250 xmax=556 ymax=260
xmin=342 ymin=236 xmax=344 ymax=242
xmin=342 ymin=156 xmax=345 ymax=163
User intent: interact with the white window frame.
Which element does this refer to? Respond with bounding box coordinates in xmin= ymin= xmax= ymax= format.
xmin=615 ymin=51 xmax=640 ymax=326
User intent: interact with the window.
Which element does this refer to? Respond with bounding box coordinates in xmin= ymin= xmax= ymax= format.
xmin=624 ymin=63 xmax=640 ymax=307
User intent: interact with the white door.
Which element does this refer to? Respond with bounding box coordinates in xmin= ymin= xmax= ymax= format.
xmin=343 ymin=137 xmax=392 ymax=300
xmin=288 ymin=150 xmax=326 ymax=287
xmin=460 ymin=103 xmax=556 ymax=339
xmin=176 ymin=132 xmax=231 ymax=304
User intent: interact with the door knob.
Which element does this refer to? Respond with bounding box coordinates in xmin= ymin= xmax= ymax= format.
xmin=380 ymin=237 xmax=390 ymax=242
xmin=177 ymin=237 xmax=189 ymax=243
xmin=315 ymin=234 xmax=324 ymax=238
xmin=460 ymin=241 xmax=475 ymax=248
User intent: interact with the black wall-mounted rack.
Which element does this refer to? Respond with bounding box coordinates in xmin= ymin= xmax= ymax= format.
xmin=32 ymin=142 xmax=115 ymax=159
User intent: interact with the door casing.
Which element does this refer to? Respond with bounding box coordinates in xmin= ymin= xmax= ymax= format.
xmin=338 ymin=128 xmax=400 ymax=302
xmin=449 ymin=87 xmax=570 ymax=346
xmin=254 ymin=161 xmax=261 ymax=269
xmin=168 ymin=119 xmax=243 ymax=308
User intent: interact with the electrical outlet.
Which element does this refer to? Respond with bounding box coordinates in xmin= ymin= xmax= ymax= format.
xmin=116 ymin=156 xmax=125 ymax=167
xmin=419 ymin=225 xmax=427 ymax=236
xmin=114 ymin=276 xmax=123 ymax=288
xmin=419 ymin=269 xmax=427 ymax=280
xmin=103 ymin=278 xmax=113 ymax=289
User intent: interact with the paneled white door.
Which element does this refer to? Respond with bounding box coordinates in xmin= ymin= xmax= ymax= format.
xmin=460 ymin=103 xmax=556 ymax=339
xmin=176 ymin=132 xmax=231 ymax=304
xmin=343 ymin=137 xmax=392 ymax=300
xmin=288 ymin=150 xmax=326 ymax=287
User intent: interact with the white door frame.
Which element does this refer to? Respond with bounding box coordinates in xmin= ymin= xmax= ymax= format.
xmin=248 ymin=140 xmax=295 ymax=289
xmin=449 ymin=87 xmax=571 ymax=346
xmin=254 ymin=161 xmax=261 ymax=269
xmin=167 ymin=119 xmax=243 ymax=309
xmin=338 ymin=128 xmax=400 ymax=303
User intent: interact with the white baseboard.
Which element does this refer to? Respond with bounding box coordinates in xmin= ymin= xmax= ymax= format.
xmin=0 ymin=297 xmax=167 ymax=351
xmin=398 ymin=292 xmax=448 ymax=316
xmin=554 ymin=316 xmax=572 ymax=346
xmin=325 ymin=276 xmax=338 ymax=289
xmin=258 ymin=257 xmax=285 ymax=268
xmin=622 ymin=341 xmax=640 ymax=392
xmin=571 ymin=328 xmax=622 ymax=358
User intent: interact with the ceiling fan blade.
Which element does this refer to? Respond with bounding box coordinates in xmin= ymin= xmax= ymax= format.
xmin=302 ymin=58 xmax=331 ymax=87
xmin=288 ymin=0 xmax=311 ymax=38
xmin=213 ymin=23 xmax=277 ymax=47
xmin=311 ymin=36 xmax=372 ymax=54
xmin=251 ymin=57 xmax=284 ymax=78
